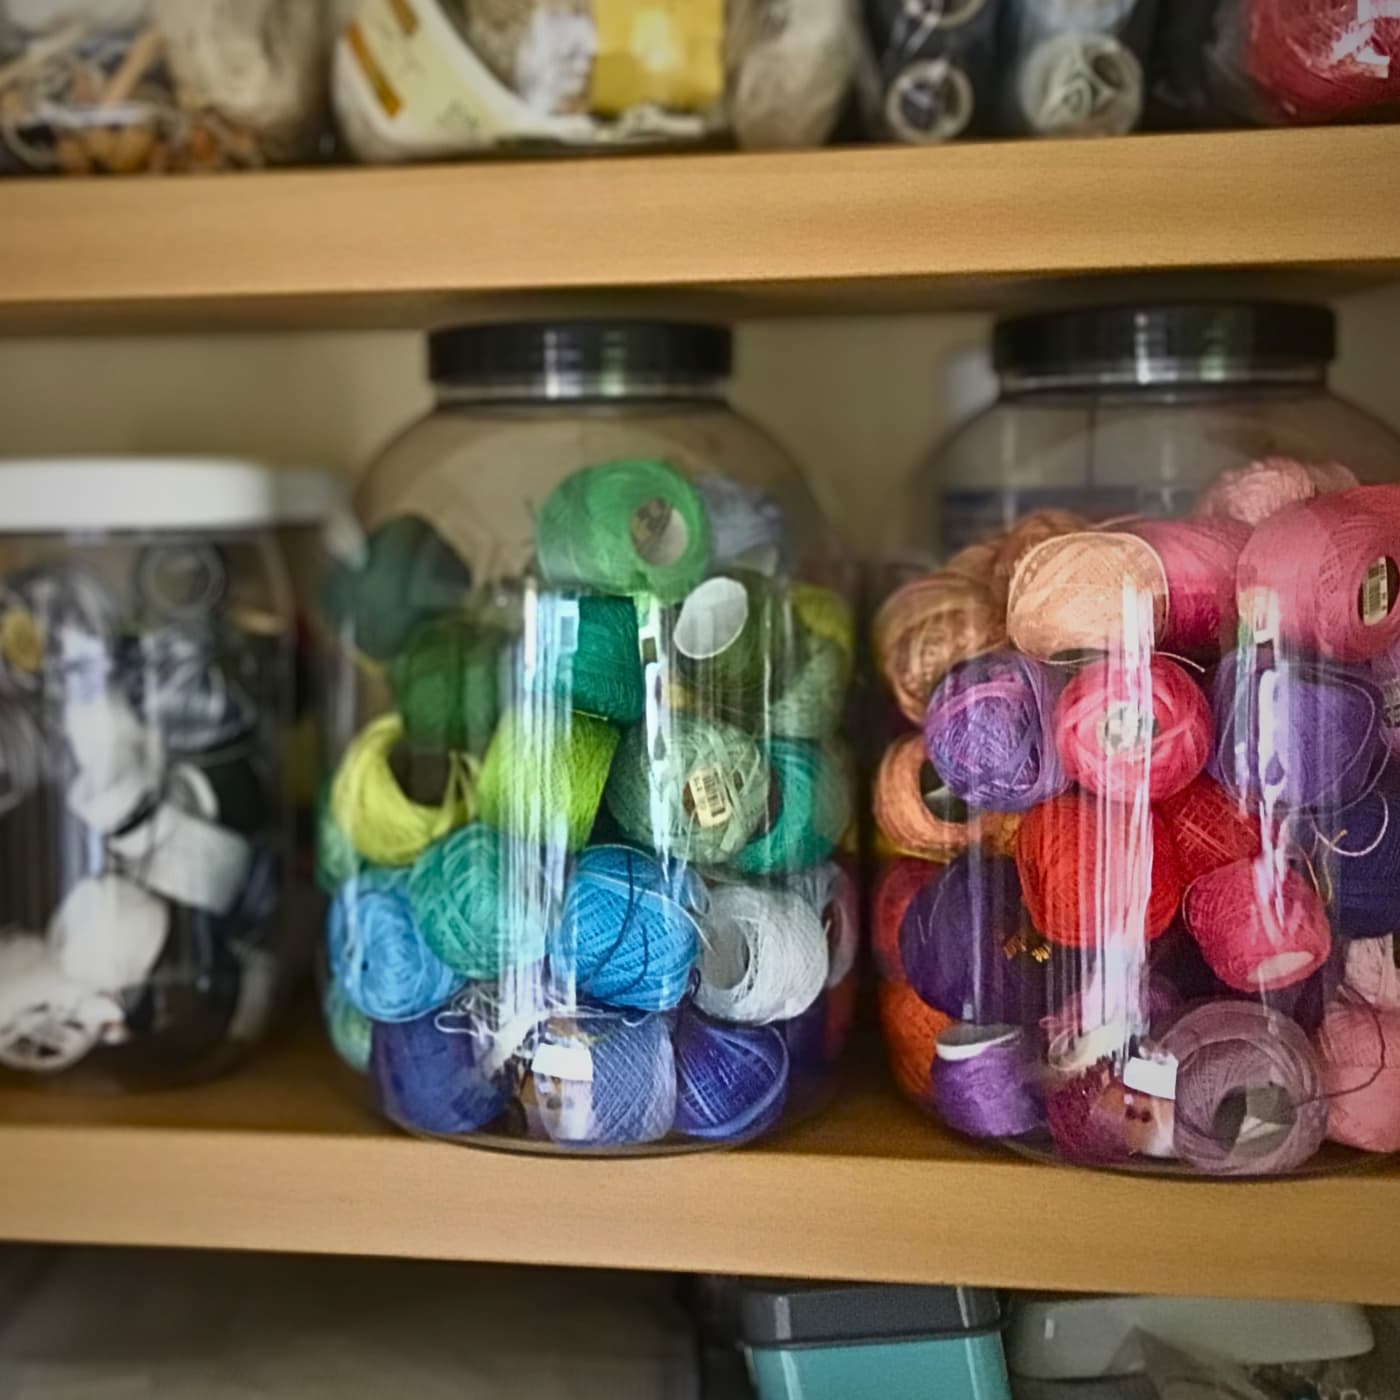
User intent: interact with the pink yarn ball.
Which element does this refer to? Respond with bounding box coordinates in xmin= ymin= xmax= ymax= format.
xmin=1315 ymin=997 xmax=1400 ymax=1153
xmin=1194 ymin=455 xmax=1359 ymax=527
xmin=1345 ymin=936 xmax=1400 ymax=1011
xmin=1127 ymin=516 xmax=1250 ymax=655
xmin=1054 ymin=655 xmax=1212 ymax=802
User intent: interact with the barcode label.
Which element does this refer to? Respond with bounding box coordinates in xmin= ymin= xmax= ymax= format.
xmin=1364 ymin=557 xmax=1391 ymax=626
xmin=532 ymin=1039 xmax=594 ymax=1083
xmin=554 ymin=600 xmax=580 ymax=655
xmin=687 ymin=765 xmax=732 ymax=828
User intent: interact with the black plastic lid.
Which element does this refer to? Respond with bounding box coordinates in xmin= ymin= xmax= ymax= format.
xmin=994 ymin=302 xmax=1335 ymax=384
xmin=428 ymin=320 xmax=732 ymax=389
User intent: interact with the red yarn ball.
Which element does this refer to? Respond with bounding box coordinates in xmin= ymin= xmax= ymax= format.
xmin=873 ymin=857 xmax=940 ymax=982
xmin=1156 ymin=775 xmax=1263 ymax=888
xmin=1054 ymin=655 xmax=1212 ymax=803
xmin=1016 ymin=794 xmax=1183 ymax=949
xmin=1184 ymin=857 xmax=1332 ymax=994
xmin=1127 ymin=517 xmax=1250 ymax=656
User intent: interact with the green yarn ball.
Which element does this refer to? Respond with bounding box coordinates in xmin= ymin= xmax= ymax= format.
xmin=528 ymin=594 xmax=645 ymax=726
xmin=730 ymin=738 xmax=851 ymax=877
xmin=390 ymin=616 xmax=505 ymax=756
xmin=315 ymin=781 xmax=358 ymax=893
xmin=769 ymin=637 xmax=847 ymax=739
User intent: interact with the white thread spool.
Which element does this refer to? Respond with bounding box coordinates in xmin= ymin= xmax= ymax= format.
xmin=64 ymin=688 xmax=165 ymax=834
xmin=696 ymin=884 xmax=829 ymax=1024
xmin=0 ymin=934 xmax=124 ymax=1074
xmin=1016 ymin=30 xmax=1144 ymax=136
xmin=50 ymin=874 xmax=170 ymax=993
xmin=108 ymin=763 xmax=253 ymax=916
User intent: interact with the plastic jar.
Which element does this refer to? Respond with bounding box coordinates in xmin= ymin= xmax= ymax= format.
xmin=874 ymin=302 xmax=1400 ymax=1176
xmin=0 ymin=459 xmax=294 ymax=1089
xmin=318 ymin=320 xmax=857 ymax=1154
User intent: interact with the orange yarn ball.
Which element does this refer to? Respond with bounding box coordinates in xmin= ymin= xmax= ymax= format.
xmin=943 ymin=539 xmax=999 ymax=588
xmin=1315 ymin=997 xmax=1400 ymax=1153
xmin=1157 ymin=775 xmax=1263 ymax=888
xmin=873 ymin=572 xmax=1005 ymax=724
xmin=1016 ymin=793 xmax=1183 ymax=948
xmin=989 ymin=509 xmax=1090 ymax=609
xmin=873 ymin=856 xmax=940 ymax=981
xmin=1195 ymin=455 xmax=1360 ymax=527
xmin=879 ymin=979 xmax=953 ymax=1106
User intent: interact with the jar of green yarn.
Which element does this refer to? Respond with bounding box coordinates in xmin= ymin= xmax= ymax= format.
xmin=317 ymin=319 xmax=856 ymax=1157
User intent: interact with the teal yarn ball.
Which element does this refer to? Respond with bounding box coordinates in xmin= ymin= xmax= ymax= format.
xmin=324 ymin=979 xmax=372 ymax=1073
xmin=731 ymin=739 xmax=851 ymax=877
xmin=315 ymin=782 xmax=358 ymax=893
xmin=769 ymin=637 xmax=847 ymax=740
xmin=323 ymin=515 xmax=473 ymax=662
xmin=605 ymin=714 xmax=769 ymax=866
xmin=390 ymin=616 xmax=504 ymax=756
xmin=547 ymin=594 xmax=646 ymax=725
xmin=535 ymin=459 xmax=712 ymax=603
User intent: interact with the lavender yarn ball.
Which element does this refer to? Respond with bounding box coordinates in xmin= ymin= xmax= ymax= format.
xmin=923 ymin=649 xmax=1068 ymax=812
xmin=899 ymin=852 xmax=1051 ymax=1024
xmin=1210 ymin=652 xmax=1386 ymax=811
xmin=370 ymin=1007 xmax=507 ymax=1137
xmin=673 ymin=1008 xmax=789 ymax=1143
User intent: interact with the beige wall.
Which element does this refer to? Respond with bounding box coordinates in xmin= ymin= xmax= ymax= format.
xmin=0 ymin=287 xmax=1394 ymax=553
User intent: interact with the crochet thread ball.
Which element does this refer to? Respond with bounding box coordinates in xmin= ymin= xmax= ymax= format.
xmin=943 ymin=539 xmax=999 ymax=589
xmin=1053 ymin=655 xmax=1212 ymax=803
xmin=769 ymin=636 xmax=848 ymax=740
xmin=1311 ymin=790 xmax=1400 ymax=940
xmin=1195 ymin=455 xmax=1359 ymax=527
xmin=605 ymin=714 xmax=769 ymax=866
xmin=1006 ymin=531 xmax=1167 ymax=661
xmin=1126 ymin=516 xmax=1250 ymax=655
xmin=479 ymin=706 xmax=619 ymax=853
xmin=873 ymin=857 xmax=940 ymax=982
xmin=933 ymin=1025 xmax=1045 ymax=1140
xmin=324 ymin=979 xmax=372 ymax=1074
xmin=673 ymin=571 xmax=789 ymax=722
xmin=1161 ymin=1000 xmax=1327 ymax=1176
xmin=790 ymin=582 xmax=855 ymax=661
xmin=550 ymin=845 xmax=703 ymax=1012
xmin=1371 ymin=635 xmax=1400 ymax=756
xmin=370 ymin=1006 xmax=507 ymax=1138
xmin=1315 ymin=997 xmax=1400 ymax=1153
xmin=1210 ymin=652 xmax=1386 ymax=811
xmin=1156 ymin=775 xmax=1262 ymax=888
xmin=390 ymin=615 xmax=503 ymax=757
xmin=535 ymin=458 xmax=712 ymax=603
xmin=731 ymin=738 xmax=849 ymax=877
xmin=924 ymin=649 xmax=1067 ymax=812
xmin=694 ymin=471 xmax=788 ymax=574
xmin=315 ymin=781 xmax=358 ymax=892
xmin=1016 ymin=794 xmax=1182 ymax=948
xmin=1344 ymin=936 xmax=1400 ymax=1011
xmin=330 ymin=713 xmax=476 ymax=867
xmin=673 ymin=1007 xmax=790 ymax=1142
xmin=524 ymin=593 xmax=646 ymax=726
xmin=873 ymin=572 xmax=1005 ymax=725
xmin=879 ymin=979 xmax=952 ymax=1104
xmin=988 ymin=508 xmax=1090 ymax=609
xmin=1184 ymin=857 xmax=1332 ymax=993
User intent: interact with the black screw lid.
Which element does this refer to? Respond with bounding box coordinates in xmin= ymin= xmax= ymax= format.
xmin=994 ymin=302 xmax=1336 ymax=382
xmin=428 ymin=320 xmax=732 ymax=388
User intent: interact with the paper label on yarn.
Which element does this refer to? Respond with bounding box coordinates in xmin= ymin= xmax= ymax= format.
xmin=553 ymin=599 xmax=580 ymax=656
xmin=1363 ymin=556 xmax=1393 ymax=626
xmin=1239 ymin=587 xmax=1279 ymax=648
xmin=1123 ymin=1050 xmax=1177 ymax=1101
xmin=1096 ymin=702 xmax=1155 ymax=756
xmin=686 ymin=764 xmax=732 ymax=829
xmin=532 ymin=1039 xmax=595 ymax=1083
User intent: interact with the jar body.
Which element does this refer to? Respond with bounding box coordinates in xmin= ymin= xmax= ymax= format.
xmin=320 ymin=391 xmax=857 ymax=1153
xmin=0 ymin=521 xmax=294 ymax=1088
xmin=876 ymin=374 xmax=1400 ymax=1176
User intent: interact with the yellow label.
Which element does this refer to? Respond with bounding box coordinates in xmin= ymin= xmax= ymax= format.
xmin=590 ymin=0 xmax=723 ymax=116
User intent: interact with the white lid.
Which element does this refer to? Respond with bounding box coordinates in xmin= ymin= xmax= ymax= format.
xmin=272 ymin=468 xmax=344 ymax=526
xmin=0 ymin=459 xmax=282 ymax=533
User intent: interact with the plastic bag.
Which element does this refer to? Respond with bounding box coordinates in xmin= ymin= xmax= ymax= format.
xmin=332 ymin=0 xmax=856 ymax=161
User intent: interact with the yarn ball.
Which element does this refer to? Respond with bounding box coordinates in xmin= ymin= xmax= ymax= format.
xmin=327 ymin=870 xmax=466 ymax=1022
xmin=873 ymin=857 xmax=938 ymax=982
xmin=530 ymin=1011 xmax=677 ymax=1149
xmin=535 ymin=458 xmax=712 ymax=603
xmin=1210 ymin=652 xmax=1386 ymax=811
xmin=988 ymin=509 xmax=1090 ymax=610
xmin=390 ymin=616 xmax=503 ymax=756
xmin=605 ymin=714 xmax=769 ymax=866
xmin=673 ymin=1007 xmax=790 ymax=1142
xmin=1054 ymin=655 xmax=1212 ymax=803
xmin=1046 ymin=1060 xmax=1178 ymax=1167
xmin=1161 ymin=1000 xmax=1327 ymax=1176
xmin=479 ymin=706 xmax=619 ymax=854
xmin=769 ymin=636 xmax=848 ymax=740
xmin=1125 ymin=516 xmax=1251 ymax=655
xmin=1371 ymin=636 xmax=1400 ymax=757
xmin=1184 ymin=858 xmax=1332 ymax=993
xmin=1344 ymin=935 xmax=1400 ymax=1010
xmin=1195 ymin=455 xmax=1360 ymax=527
xmin=1156 ymin=776 xmax=1263 ymax=888
xmin=322 ymin=515 xmax=473 ymax=663
xmin=789 ymin=582 xmax=855 ymax=661
xmin=932 ymin=1025 xmax=1045 ymax=1139
xmin=1315 ymin=997 xmax=1400 ymax=1153
xmin=731 ymin=738 xmax=849 ymax=877
xmin=324 ymin=979 xmax=372 ymax=1074
xmin=550 ymin=845 xmax=703 ymax=1012
xmin=370 ymin=1007 xmax=507 ymax=1138
xmin=315 ymin=783 xmax=358 ymax=893
xmin=673 ymin=571 xmax=790 ymax=723
xmin=1016 ymin=794 xmax=1183 ymax=948
xmin=1311 ymin=790 xmax=1400 ymax=940
xmin=899 ymin=852 xmax=1054 ymax=1024
xmin=942 ymin=538 xmax=999 ymax=589
xmin=520 ymin=593 xmax=645 ymax=726
xmin=694 ymin=471 xmax=789 ymax=574
xmin=879 ymin=979 xmax=952 ymax=1104
xmin=923 ymin=649 xmax=1067 ymax=812
xmin=873 ymin=572 xmax=1005 ymax=725
xmin=1006 ymin=532 xmax=1167 ymax=661
xmin=1236 ymin=486 xmax=1400 ymax=662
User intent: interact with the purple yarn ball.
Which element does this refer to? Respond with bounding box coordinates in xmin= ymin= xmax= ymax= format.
xmin=1210 ymin=652 xmax=1387 ymax=811
xmin=370 ymin=1006 xmax=507 ymax=1137
xmin=923 ymin=650 xmax=1068 ymax=812
xmin=1312 ymin=790 xmax=1400 ymax=939
xmin=898 ymin=852 xmax=1052 ymax=1024
xmin=673 ymin=1008 xmax=789 ymax=1143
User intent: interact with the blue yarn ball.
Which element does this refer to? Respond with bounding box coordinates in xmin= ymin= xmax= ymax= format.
xmin=327 ymin=869 xmax=465 ymax=1023
xmin=550 ymin=845 xmax=704 ymax=1011
xmin=778 ymin=989 xmax=830 ymax=1080
xmin=1315 ymin=789 xmax=1400 ymax=939
xmin=531 ymin=1009 xmax=677 ymax=1148
xmin=673 ymin=1007 xmax=790 ymax=1143
xmin=370 ymin=1007 xmax=507 ymax=1137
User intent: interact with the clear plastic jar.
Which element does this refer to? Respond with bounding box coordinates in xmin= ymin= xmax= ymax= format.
xmin=875 ymin=302 xmax=1400 ymax=1176
xmin=0 ymin=460 xmax=294 ymax=1089
xmin=319 ymin=320 xmax=856 ymax=1154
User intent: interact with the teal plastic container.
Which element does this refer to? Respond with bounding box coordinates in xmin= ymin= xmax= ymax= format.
xmin=734 ymin=1280 xmax=1011 ymax=1400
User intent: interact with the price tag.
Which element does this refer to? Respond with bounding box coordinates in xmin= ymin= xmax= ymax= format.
xmin=532 ymin=1039 xmax=594 ymax=1083
xmin=1363 ymin=557 xmax=1392 ymax=627
xmin=687 ymin=765 xmax=732 ymax=828
xmin=1123 ymin=1050 xmax=1178 ymax=1101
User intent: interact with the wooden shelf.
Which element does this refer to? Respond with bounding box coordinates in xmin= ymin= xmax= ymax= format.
xmin=4 ymin=1019 xmax=1400 ymax=1303
xmin=2 ymin=125 xmax=1400 ymax=331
